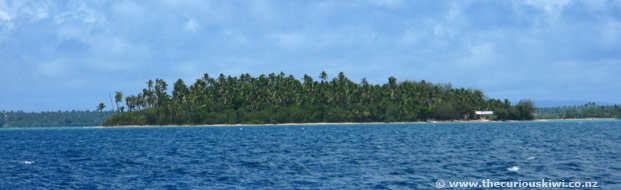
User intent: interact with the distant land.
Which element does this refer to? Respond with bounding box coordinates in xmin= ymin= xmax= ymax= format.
xmin=534 ymin=100 xmax=618 ymax=108
xmin=0 ymin=111 xmax=115 ymax=128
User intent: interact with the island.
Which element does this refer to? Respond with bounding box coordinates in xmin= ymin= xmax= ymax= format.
xmin=102 ymin=72 xmax=536 ymax=126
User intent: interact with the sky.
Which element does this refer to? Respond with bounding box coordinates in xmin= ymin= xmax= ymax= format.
xmin=1 ymin=0 xmax=620 ymax=111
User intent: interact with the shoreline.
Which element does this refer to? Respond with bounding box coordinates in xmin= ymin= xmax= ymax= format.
xmin=94 ymin=118 xmax=617 ymax=128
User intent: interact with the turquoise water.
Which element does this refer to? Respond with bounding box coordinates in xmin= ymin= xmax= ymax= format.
xmin=1 ymin=121 xmax=620 ymax=189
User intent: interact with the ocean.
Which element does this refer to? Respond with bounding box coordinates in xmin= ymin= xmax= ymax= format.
xmin=1 ymin=121 xmax=620 ymax=189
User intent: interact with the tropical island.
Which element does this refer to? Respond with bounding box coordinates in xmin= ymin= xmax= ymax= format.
xmin=1 ymin=72 xmax=619 ymax=128
xmin=102 ymin=72 xmax=537 ymax=126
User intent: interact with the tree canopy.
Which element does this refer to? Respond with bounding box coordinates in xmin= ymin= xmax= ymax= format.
xmin=1 ymin=110 xmax=115 ymax=128
xmin=104 ymin=72 xmax=536 ymax=126
xmin=536 ymin=102 xmax=621 ymax=119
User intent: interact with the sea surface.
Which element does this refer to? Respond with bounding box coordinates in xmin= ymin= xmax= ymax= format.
xmin=1 ymin=121 xmax=620 ymax=189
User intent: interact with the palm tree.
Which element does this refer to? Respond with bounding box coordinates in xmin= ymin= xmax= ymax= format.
xmin=319 ymin=71 xmax=328 ymax=83
xmin=114 ymin=91 xmax=123 ymax=112
xmin=125 ymin=96 xmax=136 ymax=111
xmin=173 ymin=79 xmax=189 ymax=104
xmin=145 ymin=80 xmax=155 ymax=108
xmin=147 ymin=80 xmax=153 ymax=91
xmin=155 ymin=79 xmax=169 ymax=107
xmin=103 ymin=71 xmax=536 ymax=125
xmin=96 ymin=103 xmax=106 ymax=112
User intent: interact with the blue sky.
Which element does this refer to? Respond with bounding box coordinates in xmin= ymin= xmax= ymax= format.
xmin=1 ymin=0 xmax=620 ymax=111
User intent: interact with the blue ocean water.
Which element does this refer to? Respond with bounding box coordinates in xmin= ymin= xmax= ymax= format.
xmin=1 ymin=121 xmax=620 ymax=189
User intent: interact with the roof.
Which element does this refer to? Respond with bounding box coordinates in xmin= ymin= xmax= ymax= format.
xmin=475 ymin=111 xmax=494 ymax=115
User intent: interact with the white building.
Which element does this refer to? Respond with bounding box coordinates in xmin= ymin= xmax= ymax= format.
xmin=475 ymin=111 xmax=494 ymax=120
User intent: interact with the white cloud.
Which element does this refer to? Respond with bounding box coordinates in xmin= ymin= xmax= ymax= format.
xmin=185 ymin=19 xmax=199 ymax=32
xmin=421 ymin=2 xmax=469 ymax=39
xmin=0 ymin=10 xmax=12 ymax=21
xmin=0 ymin=0 xmax=52 ymax=25
xmin=21 ymin=1 xmax=52 ymax=21
xmin=55 ymin=1 xmax=104 ymax=25
xmin=430 ymin=21 xmax=457 ymax=37
xmin=36 ymin=9 xmax=48 ymax=19
xmin=3 ymin=0 xmax=621 ymax=111
xmin=0 ymin=0 xmax=13 ymax=21
xmin=523 ymin=0 xmax=572 ymax=24
xmin=446 ymin=3 xmax=461 ymax=21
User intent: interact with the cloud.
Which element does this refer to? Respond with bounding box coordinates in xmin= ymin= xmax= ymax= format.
xmin=1 ymin=0 xmax=621 ymax=111
xmin=0 ymin=0 xmax=15 ymax=21
xmin=55 ymin=2 xmax=103 ymax=25
xmin=446 ymin=3 xmax=462 ymax=21
xmin=185 ymin=19 xmax=199 ymax=32
xmin=0 ymin=10 xmax=12 ymax=20
xmin=522 ymin=0 xmax=572 ymax=24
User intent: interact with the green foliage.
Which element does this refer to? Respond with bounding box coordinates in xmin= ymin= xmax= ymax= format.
xmin=96 ymin=103 xmax=106 ymax=112
xmin=104 ymin=72 xmax=536 ymax=126
xmin=114 ymin=91 xmax=123 ymax=112
xmin=515 ymin=100 xmax=535 ymax=120
xmin=1 ymin=110 xmax=115 ymax=128
xmin=536 ymin=102 xmax=621 ymax=119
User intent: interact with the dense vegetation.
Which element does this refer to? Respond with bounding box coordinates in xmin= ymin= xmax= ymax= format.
xmin=536 ymin=102 xmax=621 ymax=119
xmin=104 ymin=72 xmax=535 ymax=126
xmin=0 ymin=110 xmax=116 ymax=128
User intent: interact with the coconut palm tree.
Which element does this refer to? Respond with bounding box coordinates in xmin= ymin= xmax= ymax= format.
xmin=114 ymin=91 xmax=123 ymax=112
xmin=96 ymin=103 xmax=106 ymax=112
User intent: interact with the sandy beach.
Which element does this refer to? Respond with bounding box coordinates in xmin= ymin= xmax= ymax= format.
xmin=94 ymin=118 xmax=617 ymax=128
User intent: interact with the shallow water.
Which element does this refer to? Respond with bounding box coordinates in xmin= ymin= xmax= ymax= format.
xmin=1 ymin=121 xmax=620 ymax=189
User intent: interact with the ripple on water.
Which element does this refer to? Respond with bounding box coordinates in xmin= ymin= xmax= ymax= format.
xmin=20 ymin=161 xmax=35 ymax=165
xmin=0 ymin=121 xmax=620 ymax=189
